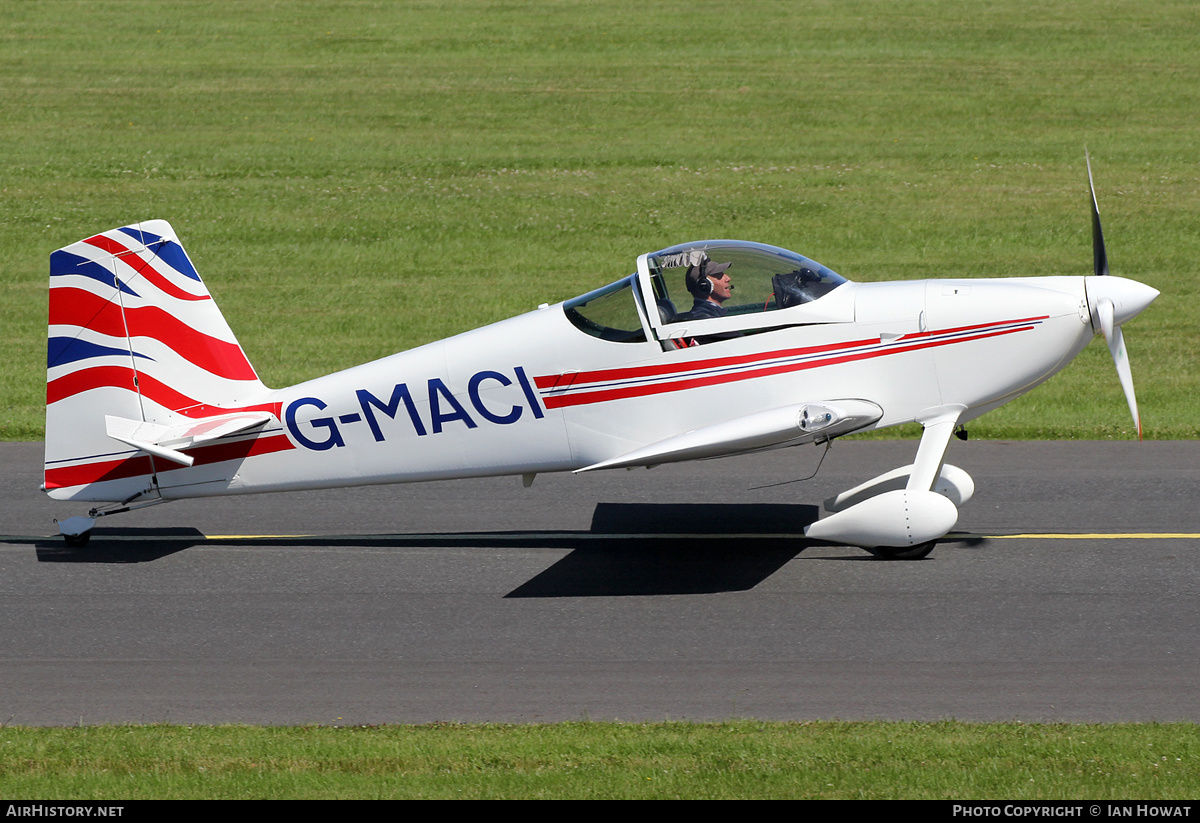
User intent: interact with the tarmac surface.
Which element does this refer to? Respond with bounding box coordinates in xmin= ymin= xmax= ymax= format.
xmin=2 ymin=439 xmax=1198 ymax=726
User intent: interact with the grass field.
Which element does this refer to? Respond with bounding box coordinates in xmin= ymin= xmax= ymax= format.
xmin=2 ymin=0 xmax=1198 ymax=440
xmin=2 ymin=721 xmax=1199 ymax=800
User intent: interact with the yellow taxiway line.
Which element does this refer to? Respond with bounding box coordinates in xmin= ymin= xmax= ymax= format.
xmin=982 ymin=533 xmax=1200 ymax=540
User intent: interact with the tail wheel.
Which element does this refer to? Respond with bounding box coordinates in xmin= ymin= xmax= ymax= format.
xmin=63 ymin=530 xmax=92 ymax=548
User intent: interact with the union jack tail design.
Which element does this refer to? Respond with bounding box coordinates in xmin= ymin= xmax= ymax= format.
xmin=45 ymin=220 xmax=280 ymax=501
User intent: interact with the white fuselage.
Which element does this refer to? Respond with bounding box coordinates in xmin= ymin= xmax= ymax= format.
xmin=125 ymin=275 xmax=1094 ymax=501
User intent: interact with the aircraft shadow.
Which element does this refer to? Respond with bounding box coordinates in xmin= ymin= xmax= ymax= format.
xmin=34 ymin=527 xmax=207 ymax=563
xmin=30 ymin=502 xmax=895 ymax=595
xmin=505 ymin=502 xmax=823 ymax=597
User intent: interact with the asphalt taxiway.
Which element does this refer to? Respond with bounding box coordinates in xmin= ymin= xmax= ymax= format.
xmin=2 ymin=439 xmax=1198 ymax=725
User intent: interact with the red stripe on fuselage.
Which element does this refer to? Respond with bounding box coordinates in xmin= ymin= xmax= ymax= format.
xmin=538 ymin=321 xmax=1042 ymax=409
xmin=532 ymin=336 xmax=864 ymax=390
xmin=43 ymin=433 xmax=295 ymax=491
xmin=535 ymin=315 xmax=1049 ymax=393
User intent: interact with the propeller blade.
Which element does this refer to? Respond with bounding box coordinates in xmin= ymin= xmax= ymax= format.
xmin=1096 ymin=298 xmax=1142 ymax=440
xmin=1085 ymin=154 xmax=1155 ymax=439
xmin=1086 ymin=150 xmax=1109 ymax=277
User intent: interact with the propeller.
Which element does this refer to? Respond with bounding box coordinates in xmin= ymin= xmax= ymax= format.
xmin=1087 ymin=150 xmax=1109 ymax=278
xmin=1084 ymin=152 xmax=1158 ymax=440
xmin=1096 ymin=296 xmax=1140 ymax=438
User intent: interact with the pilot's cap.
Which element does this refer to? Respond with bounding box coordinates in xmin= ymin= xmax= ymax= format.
xmin=685 ymin=260 xmax=731 ymax=293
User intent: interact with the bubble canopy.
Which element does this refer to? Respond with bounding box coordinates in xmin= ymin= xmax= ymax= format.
xmin=563 ymin=240 xmax=850 ymax=346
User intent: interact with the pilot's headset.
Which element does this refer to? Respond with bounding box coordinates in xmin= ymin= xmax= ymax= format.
xmin=685 ymin=254 xmax=713 ymax=298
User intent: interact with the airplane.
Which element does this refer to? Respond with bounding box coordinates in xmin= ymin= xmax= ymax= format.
xmin=44 ymin=159 xmax=1158 ymax=557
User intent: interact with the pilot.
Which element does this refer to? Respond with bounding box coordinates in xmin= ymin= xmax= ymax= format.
xmin=675 ymin=259 xmax=740 ymax=345
xmin=681 ymin=259 xmax=734 ymax=320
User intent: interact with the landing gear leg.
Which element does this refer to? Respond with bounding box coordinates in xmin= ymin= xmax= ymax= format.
xmin=54 ymin=490 xmax=167 ymax=547
xmin=906 ymin=406 xmax=963 ymax=496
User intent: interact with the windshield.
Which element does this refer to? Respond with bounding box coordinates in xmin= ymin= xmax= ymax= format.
xmin=562 ymin=274 xmax=648 ymax=343
xmin=646 ymin=241 xmax=847 ymax=323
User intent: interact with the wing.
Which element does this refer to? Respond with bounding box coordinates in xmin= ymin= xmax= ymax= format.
xmin=574 ymin=399 xmax=882 ymax=473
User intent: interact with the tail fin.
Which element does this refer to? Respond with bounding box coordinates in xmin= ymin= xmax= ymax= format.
xmin=45 ymin=220 xmax=279 ymax=501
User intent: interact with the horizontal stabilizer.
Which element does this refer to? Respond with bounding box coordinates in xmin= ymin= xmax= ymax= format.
xmin=575 ymin=399 xmax=882 ymax=473
xmin=105 ymin=412 xmax=275 ymax=467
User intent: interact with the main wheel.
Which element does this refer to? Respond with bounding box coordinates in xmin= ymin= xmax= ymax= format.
xmin=871 ymin=541 xmax=935 ymax=560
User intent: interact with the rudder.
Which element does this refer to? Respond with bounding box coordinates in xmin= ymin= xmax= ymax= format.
xmin=45 ymin=220 xmax=276 ymax=501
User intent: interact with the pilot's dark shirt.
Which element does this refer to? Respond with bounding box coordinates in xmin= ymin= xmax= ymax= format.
xmin=679 ymin=298 xmax=740 ymax=343
xmin=681 ymin=298 xmax=727 ymax=321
